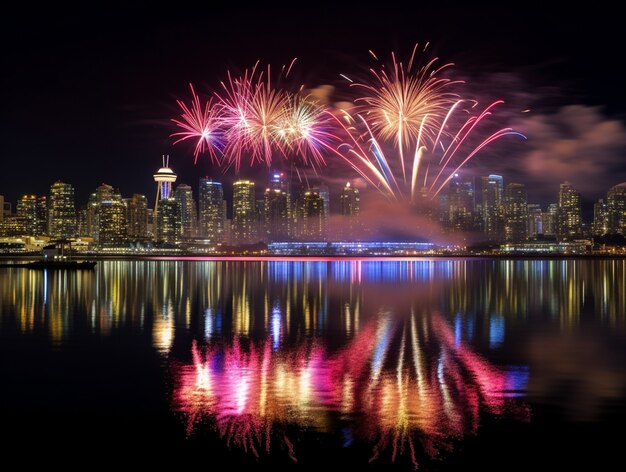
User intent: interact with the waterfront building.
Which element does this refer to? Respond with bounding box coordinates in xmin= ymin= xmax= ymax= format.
xmin=504 ymin=183 xmax=528 ymax=241
xmin=198 ymin=178 xmax=225 ymax=244
xmin=174 ymin=183 xmax=197 ymax=238
xmin=557 ymin=181 xmax=582 ymax=240
xmin=302 ymin=190 xmax=327 ymax=240
xmin=48 ymin=181 xmax=77 ymax=238
xmin=127 ymin=194 xmax=149 ymax=240
xmin=607 ymin=182 xmax=626 ymax=235
xmin=232 ymin=180 xmax=256 ymax=244
xmin=17 ymin=195 xmax=47 ymax=236
xmin=481 ymin=175 xmax=504 ymax=240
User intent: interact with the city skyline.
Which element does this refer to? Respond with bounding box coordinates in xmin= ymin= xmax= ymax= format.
xmin=2 ymin=5 xmax=626 ymax=209
xmin=2 ymin=159 xmax=625 ymax=250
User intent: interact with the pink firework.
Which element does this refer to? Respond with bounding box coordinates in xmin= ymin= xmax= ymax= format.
xmin=171 ymin=83 xmax=224 ymax=163
xmin=274 ymin=96 xmax=337 ymax=167
xmin=217 ymin=63 xmax=288 ymax=169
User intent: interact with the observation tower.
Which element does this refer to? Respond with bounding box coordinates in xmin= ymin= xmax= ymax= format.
xmin=153 ymin=155 xmax=177 ymax=215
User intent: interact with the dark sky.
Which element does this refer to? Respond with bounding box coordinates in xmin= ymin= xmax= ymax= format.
xmin=1 ymin=2 xmax=625 ymax=210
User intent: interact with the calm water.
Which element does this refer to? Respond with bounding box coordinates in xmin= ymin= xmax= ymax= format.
xmin=1 ymin=259 xmax=625 ymax=469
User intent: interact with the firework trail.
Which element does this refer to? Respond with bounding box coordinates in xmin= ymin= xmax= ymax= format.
xmin=334 ymin=45 xmax=526 ymax=201
xmin=353 ymin=43 xmax=460 ymax=181
xmin=171 ymin=83 xmax=224 ymax=164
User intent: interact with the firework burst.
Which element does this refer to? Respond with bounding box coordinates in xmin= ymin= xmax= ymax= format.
xmin=274 ymin=95 xmax=335 ymax=167
xmin=217 ymin=63 xmax=288 ymax=168
xmin=353 ymin=44 xmax=460 ymax=181
xmin=332 ymin=46 xmax=526 ymax=201
xmin=171 ymin=84 xmax=224 ymax=163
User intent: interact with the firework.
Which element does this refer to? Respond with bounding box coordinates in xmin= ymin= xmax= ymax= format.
xmin=171 ymin=84 xmax=224 ymax=163
xmin=217 ymin=63 xmax=288 ymax=168
xmin=333 ymin=47 xmax=525 ymax=201
xmin=353 ymin=44 xmax=460 ymax=181
xmin=274 ymin=95 xmax=335 ymax=167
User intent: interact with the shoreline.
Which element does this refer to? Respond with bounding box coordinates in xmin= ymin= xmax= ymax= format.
xmin=1 ymin=253 xmax=625 ymax=262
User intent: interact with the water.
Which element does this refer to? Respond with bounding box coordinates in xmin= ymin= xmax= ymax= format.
xmin=1 ymin=258 xmax=624 ymax=469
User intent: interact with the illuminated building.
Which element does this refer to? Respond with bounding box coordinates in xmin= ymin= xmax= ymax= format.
xmin=95 ymin=191 xmax=127 ymax=247
xmin=0 ymin=215 xmax=25 ymax=236
xmin=592 ymin=199 xmax=609 ymax=236
xmin=87 ymin=184 xmax=114 ymax=237
xmin=607 ymin=182 xmax=626 ymax=235
xmin=527 ymin=203 xmax=543 ymax=238
xmin=557 ymin=181 xmax=582 ymax=240
xmin=445 ymin=174 xmax=476 ymax=232
xmin=156 ymin=198 xmax=182 ymax=244
xmin=264 ymin=188 xmax=291 ymax=242
xmin=504 ymin=183 xmax=528 ymax=241
xmin=0 ymin=195 xmax=4 ymax=224
xmin=318 ymin=184 xmax=330 ymax=222
xmin=77 ymin=207 xmax=89 ymax=236
xmin=48 ymin=181 xmax=77 ymax=238
xmin=16 ymin=194 xmax=47 ymax=236
xmin=198 ymin=178 xmax=225 ymax=244
xmin=481 ymin=175 xmax=504 ymax=240
xmin=340 ymin=182 xmax=360 ymax=238
xmin=542 ymin=203 xmax=558 ymax=237
xmin=127 ymin=194 xmax=149 ymax=240
xmin=302 ymin=190 xmax=327 ymax=240
xmin=174 ymin=183 xmax=197 ymax=238
xmin=232 ymin=180 xmax=256 ymax=244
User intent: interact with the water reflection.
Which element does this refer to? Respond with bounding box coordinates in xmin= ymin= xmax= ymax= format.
xmin=174 ymin=311 xmax=528 ymax=466
xmin=1 ymin=258 xmax=625 ymax=466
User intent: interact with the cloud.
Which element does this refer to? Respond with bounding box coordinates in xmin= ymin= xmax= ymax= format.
xmin=514 ymin=105 xmax=626 ymax=199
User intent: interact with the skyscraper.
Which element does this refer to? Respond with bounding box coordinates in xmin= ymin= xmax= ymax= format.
xmin=17 ymin=195 xmax=47 ymax=236
xmin=318 ymin=184 xmax=330 ymax=226
xmin=87 ymin=184 xmax=115 ymax=237
xmin=232 ymin=180 xmax=256 ymax=244
xmin=48 ymin=181 xmax=77 ymax=239
xmin=592 ymin=199 xmax=609 ymax=236
xmin=481 ymin=175 xmax=504 ymax=240
xmin=174 ymin=184 xmax=197 ymax=238
xmin=264 ymin=186 xmax=291 ymax=242
xmin=557 ymin=182 xmax=582 ymax=240
xmin=156 ymin=198 xmax=182 ymax=244
xmin=198 ymin=178 xmax=225 ymax=243
xmin=127 ymin=194 xmax=149 ymax=240
xmin=607 ymin=182 xmax=626 ymax=235
xmin=446 ymin=174 xmax=476 ymax=232
xmin=95 ymin=191 xmax=127 ymax=247
xmin=543 ymin=203 xmax=558 ymax=237
xmin=340 ymin=182 xmax=360 ymax=239
xmin=504 ymin=183 xmax=528 ymax=241
xmin=527 ymin=204 xmax=543 ymax=238
xmin=302 ymin=190 xmax=327 ymax=240
xmin=0 ymin=195 xmax=4 ymax=225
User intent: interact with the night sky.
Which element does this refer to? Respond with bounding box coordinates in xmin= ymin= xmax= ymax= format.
xmin=1 ymin=2 xmax=625 ymax=210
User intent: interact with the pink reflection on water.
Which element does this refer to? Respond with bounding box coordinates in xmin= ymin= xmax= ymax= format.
xmin=173 ymin=313 xmax=528 ymax=467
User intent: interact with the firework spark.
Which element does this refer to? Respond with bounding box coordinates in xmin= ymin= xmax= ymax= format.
xmin=217 ymin=63 xmax=288 ymax=168
xmin=353 ymin=44 xmax=460 ymax=181
xmin=332 ymin=46 xmax=526 ymax=201
xmin=274 ymin=95 xmax=337 ymax=167
xmin=171 ymin=84 xmax=224 ymax=163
